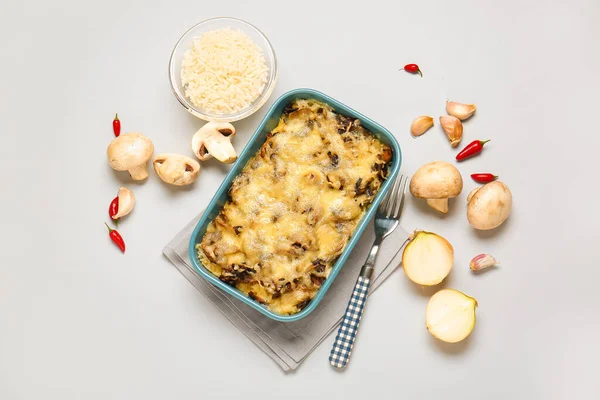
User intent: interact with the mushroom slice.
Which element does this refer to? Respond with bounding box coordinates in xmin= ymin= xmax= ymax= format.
xmin=107 ymin=132 xmax=154 ymax=180
xmin=113 ymin=187 xmax=136 ymax=219
xmin=191 ymin=122 xmax=237 ymax=163
xmin=153 ymin=153 xmax=200 ymax=186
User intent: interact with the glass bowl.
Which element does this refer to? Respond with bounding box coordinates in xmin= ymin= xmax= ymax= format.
xmin=168 ymin=17 xmax=278 ymax=122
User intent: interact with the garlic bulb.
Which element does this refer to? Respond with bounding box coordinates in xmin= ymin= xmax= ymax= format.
xmin=410 ymin=116 xmax=434 ymax=137
xmin=439 ymin=116 xmax=463 ymax=147
xmin=446 ymin=101 xmax=476 ymax=120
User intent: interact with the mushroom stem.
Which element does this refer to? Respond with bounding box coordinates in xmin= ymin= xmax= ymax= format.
xmin=191 ymin=122 xmax=237 ymax=164
xmin=128 ymin=164 xmax=149 ymax=180
xmin=204 ymin=135 xmax=237 ymax=164
xmin=426 ymin=198 xmax=449 ymax=214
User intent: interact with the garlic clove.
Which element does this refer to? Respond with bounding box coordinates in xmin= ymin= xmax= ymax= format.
xmin=402 ymin=231 xmax=454 ymax=286
xmin=411 ymin=116 xmax=434 ymax=137
xmin=439 ymin=116 xmax=463 ymax=147
xmin=113 ymin=187 xmax=136 ymax=219
xmin=446 ymin=101 xmax=476 ymax=121
xmin=426 ymin=289 xmax=477 ymax=343
xmin=470 ymin=253 xmax=499 ymax=271
xmin=426 ymin=198 xmax=449 ymax=214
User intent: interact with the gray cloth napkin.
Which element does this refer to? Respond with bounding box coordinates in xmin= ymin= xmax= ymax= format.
xmin=163 ymin=212 xmax=409 ymax=371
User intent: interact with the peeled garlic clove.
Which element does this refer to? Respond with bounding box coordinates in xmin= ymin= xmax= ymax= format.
xmin=426 ymin=289 xmax=477 ymax=343
xmin=402 ymin=231 xmax=454 ymax=286
xmin=411 ymin=116 xmax=434 ymax=137
xmin=113 ymin=187 xmax=136 ymax=219
xmin=439 ymin=116 xmax=463 ymax=147
xmin=470 ymin=254 xmax=499 ymax=271
xmin=426 ymin=198 xmax=448 ymax=214
xmin=446 ymin=101 xmax=476 ymax=121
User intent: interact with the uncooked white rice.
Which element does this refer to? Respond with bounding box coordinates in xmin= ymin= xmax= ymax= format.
xmin=180 ymin=28 xmax=268 ymax=114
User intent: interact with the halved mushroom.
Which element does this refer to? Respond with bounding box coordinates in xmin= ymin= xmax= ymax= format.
xmin=410 ymin=161 xmax=463 ymax=214
xmin=107 ymin=132 xmax=154 ymax=180
xmin=191 ymin=122 xmax=237 ymax=163
xmin=153 ymin=153 xmax=200 ymax=186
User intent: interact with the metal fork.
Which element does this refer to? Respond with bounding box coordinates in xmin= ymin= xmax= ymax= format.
xmin=329 ymin=174 xmax=409 ymax=369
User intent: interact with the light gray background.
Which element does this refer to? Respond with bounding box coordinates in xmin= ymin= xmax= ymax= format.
xmin=1 ymin=0 xmax=599 ymax=398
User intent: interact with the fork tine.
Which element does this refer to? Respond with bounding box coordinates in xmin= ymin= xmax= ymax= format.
xmin=385 ymin=175 xmax=402 ymax=217
xmin=378 ymin=182 xmax=392 ymax=213
xmin=388 ymin=175 xmax=403 ymax=217
xmin=392 ymin=175 xmax=408 ymax=218
xmin=388 ymin=175 xmax=405 ymax=217
xmin=378 ymin=175 xmax=396 ymax=213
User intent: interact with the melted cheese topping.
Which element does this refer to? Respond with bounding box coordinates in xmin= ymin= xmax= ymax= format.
xmin=198 ymin=99 xmax=391 ymax=315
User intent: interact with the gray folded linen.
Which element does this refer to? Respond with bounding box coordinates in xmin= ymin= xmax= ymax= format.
xmin=163 ymin=211 xmax=409 ymax=371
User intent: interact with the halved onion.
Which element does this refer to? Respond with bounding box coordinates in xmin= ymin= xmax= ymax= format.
xmin=402 ymin=231 xmax=454 ymax=286
xmin=426 ymin=289 xmax=478 ymax=343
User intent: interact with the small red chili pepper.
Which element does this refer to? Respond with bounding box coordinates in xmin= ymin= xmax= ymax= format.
xmin=456 ymin=139 xmax=490 ymax=161
xmin=471 ymin=173 xmax=498 ymax=183
xmin=109 ymin=196 xmax=119 ymax=223
xmin=403 ymin=64 xmax=422 ymax=77
xmin=104 ymin=222 xmax=125 ymax=253
xmin=113 ymin=113 xmax=121 ymax=137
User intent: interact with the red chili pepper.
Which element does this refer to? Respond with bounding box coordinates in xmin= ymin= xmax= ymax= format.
xmin=471 ymin=173 xmax=498 ymax=183
xmin=403 ymin=64 xmax=422 ymax=77
xmin=456 ymin=140 xmax=490 ymax=161
xmin=104 ymin=222 xmax=125 ymax=253
xmin=113 ymin=113 xmax=121 ymax=137
xmin=109 ymin=196 xmax=119 ymax=223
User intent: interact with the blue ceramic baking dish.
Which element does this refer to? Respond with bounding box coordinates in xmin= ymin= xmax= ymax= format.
xmin=189 ymin=88 xmax=401 ymax=322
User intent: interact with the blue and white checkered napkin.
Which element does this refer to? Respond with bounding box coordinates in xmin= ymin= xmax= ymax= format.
xmin=163 ymin=211 xmax=409 ymax=372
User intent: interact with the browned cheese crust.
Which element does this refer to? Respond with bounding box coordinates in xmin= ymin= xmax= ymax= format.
xmin=198 ymin=99 xmax=391 ymax=315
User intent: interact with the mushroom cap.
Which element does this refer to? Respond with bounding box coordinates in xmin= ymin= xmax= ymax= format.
xmin=107 ymin=133 xmax=154 ymax=171
xmin=153 ymin=153 xmax=200 ymax=186
xmin=410 ymin=161 xmax=463 ymax=199
xmin=467 ymin=181 xmax=512 ymax=230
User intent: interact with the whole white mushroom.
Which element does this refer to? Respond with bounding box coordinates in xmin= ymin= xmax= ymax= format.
xmin=410 ymin=161 xmax=463 ymax=214
xmin=107 ymin=133 xmax=154 ymax=180
xmin=467 ymin=181 xmax=512 ymax=230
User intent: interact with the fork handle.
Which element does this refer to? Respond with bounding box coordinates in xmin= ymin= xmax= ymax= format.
xmin=329 ymin=275 xmax=371 ymax=369
xmin=359 ymin=236 xmax=382 ymax=279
